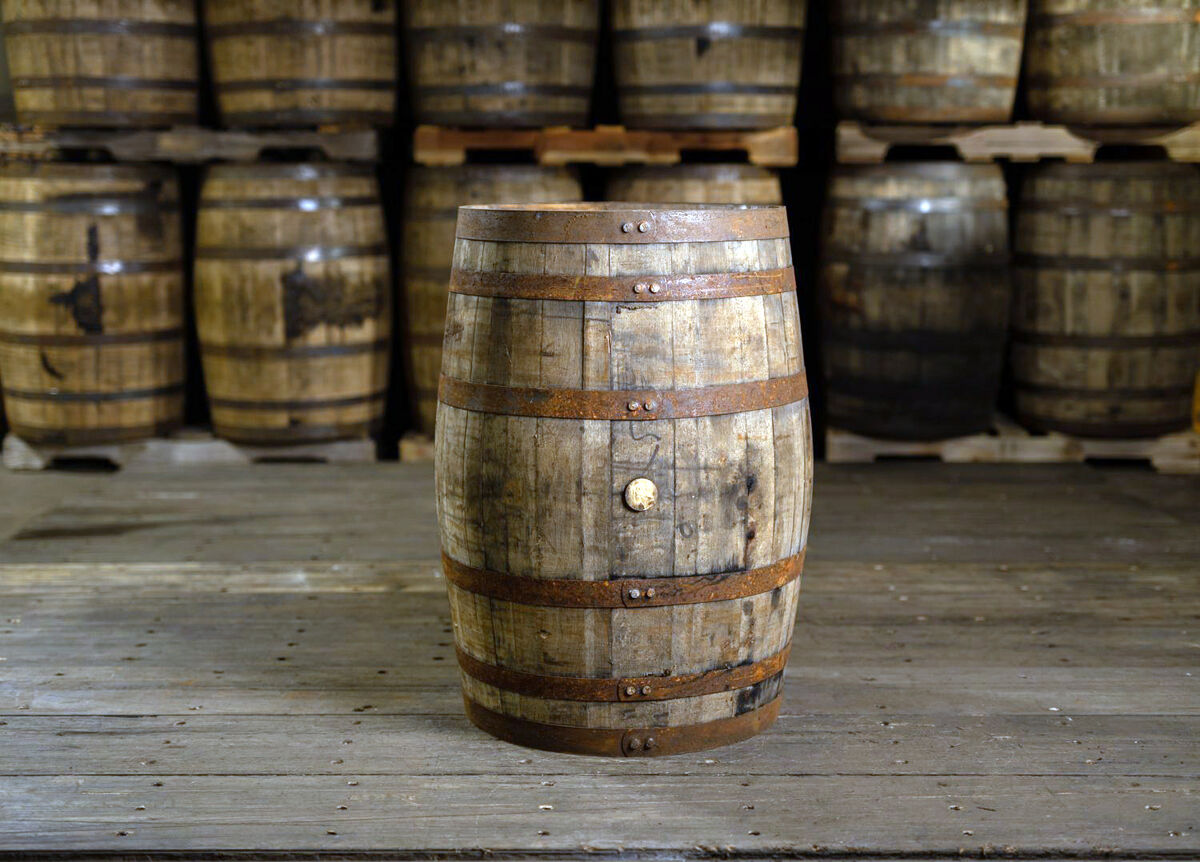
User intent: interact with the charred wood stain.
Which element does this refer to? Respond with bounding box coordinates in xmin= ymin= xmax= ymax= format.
xmin=50 ymin=225 xmax=103 ymax=334
xmin=134 ymin=179 xmax=166 ymax=242
xmin=696 ymin=36 xmax=712 ymax=56
xmin=734 ymin=672 xmax=783 ymax=715
xmin=281 ymin=264 xmax=385 ymax=340
xmin=40 ymin=352 xmax=64 ymax=380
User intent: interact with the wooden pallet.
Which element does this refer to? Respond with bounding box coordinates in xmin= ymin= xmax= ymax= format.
xmin=837 ymin=120 xmax=1200 ymax=164
xmin=2 ymin=429 xmax=376 ymax=471
xmin=413 ymin=124 xmax=798 ymax=167
xmin=0 ymin=124 xmax=380 ymax=162
xmin=826 ymin=416 xmax=1199 ymax=474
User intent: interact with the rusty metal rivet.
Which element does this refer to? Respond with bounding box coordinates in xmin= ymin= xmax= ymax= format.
xmin=628 ymin=588 xmax=641 ymax=599
xmin=624 ymin=478 xmax=658 ymax=512
xmin=625 ymin=685 xmax=637 ymax=696
xmin=633 ymin=282 xmax=646 ymax=294
xmin=645 ymin=587 xmax=656 ymax=598
xmin=626 ymin=400 xmax=640 ymax=412
xmin=648 ymin=283 xmax=662 ymax=294
xmin=644 ymin=737 xmax=656 ymax=749
xmin=637 ymin=221 xmax=650 ymax=233
xmin=640 ymin=685 xmax=652 ymax=696
xmin=628 ymin=738 xmax=642 ymax=750
xmin=643 ymin=400 xmax=657 ymax=411
xmin=621 ymin=221 xmax=634 ymax=233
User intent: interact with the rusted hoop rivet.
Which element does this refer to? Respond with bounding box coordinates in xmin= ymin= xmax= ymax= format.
xmin=624 ymin=685 xmax=637 ymax=696
xmin=628 ymin=588 xmax=641 ymax=599
xmin=628 ymin=738 xmax=642 ymax=750
xmin=643 ymin=400 xmax=657 ymax=411
xmin=621 ymin=222 xmax=634 ymax=233
xmin=648 ymin=283 xmax=662 ymax=294
xmin=624 ymin=477 xmax=658 ymax=512
xmin=626 ymin=400 xmax=640 ymax=412
xmin=644 ymin=737 xmax=656 ymax=749
xmin=637 ymin=221 xmax=650 ymax=233
xmin=640 ymin=685 xmax=652 ymax=695
xmin=645 ymin=587 xmax=656 ymax=599
xmin=633 ymin=282 xmax=647 ymax=294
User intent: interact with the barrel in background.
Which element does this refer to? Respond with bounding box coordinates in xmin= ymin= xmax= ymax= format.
xmin=402 ymin=166 xmax=582 ymax=436
xmin=820 ymin=164 xmax=1011 ymax=440
xmin=0 ymin=162 xmax=185 ymax=444
xmin=612 ymin=0 xmax=806 ymax=130
xmin=1026 ymin=0 xmax=1200 ymax=126
xmin=436 ymin=203 xmax=812 ymax=756
xmin=404 ymin=1 xmax=599 ymax=127
xmin=831 ymin=0 xmax=1027 ymax=124
xmin=1012 ymin=162 xmax=1200 ymax=438
xmin=194 ymin=163 xmax=391 ymax=445
xmin=606 ymin=164 xmax=782 ymax=204
xmin=1 ymin=0 xmax=198 ymax=127
xmin=205 ymin=0 xmax=396 ymax=129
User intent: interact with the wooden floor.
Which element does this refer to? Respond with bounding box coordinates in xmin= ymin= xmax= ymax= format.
xmin=0 ymin=462 xmax=1196 ymax=859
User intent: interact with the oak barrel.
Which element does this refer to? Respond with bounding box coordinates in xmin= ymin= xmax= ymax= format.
xmin=1012 ymin=162 xmax=1200 ymax=438
xmin=606 ymin=164 xmax=782 ymax=204
xmin=1026 ymin=0 xmax=1200 ymax=125
xmin=0 ymin=162 xmax=185 ymax=445
xmin=831 ymin=0 xmax=1027 ymax=124
xmin=436 ymin=203 xmax=813 ymax=757
xmin=820 ymin=164 xmax=1011 ymax=440
xmin=404 ymin=1 xmax=598 ymax=127
xmin=613 ymin=0 xmax=806 ymax=130
xmin=194 ymin=163 xmax=391 ymax=445
xmin=1 ymin=0 xmax=198 ymax=127
xmin=205 ymin=0 xmax=396 ymax=128
xmin=403 ymin=166 xmax=583 ymax=435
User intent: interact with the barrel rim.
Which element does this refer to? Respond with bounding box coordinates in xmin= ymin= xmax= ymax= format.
xmin=204 ymin=163 xmax=376 ymax=180
xmin=455 ymin=202 xmax=789 ymax=243
xmin=833 ymin=163 xmax=1006 ymax=181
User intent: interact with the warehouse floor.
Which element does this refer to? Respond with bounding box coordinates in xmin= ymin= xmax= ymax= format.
xmin=0 ymin=461 xmax=1196 ymax=857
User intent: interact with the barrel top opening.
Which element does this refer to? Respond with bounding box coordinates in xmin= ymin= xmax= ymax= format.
xmin=455 ymin=202 xmax=790 ymax=244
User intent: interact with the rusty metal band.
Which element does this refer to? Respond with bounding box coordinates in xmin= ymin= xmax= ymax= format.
xmin=456 ymin=205 xmax=789 ymax=245
xmin=463 ymin=694 xmax=781 ymax=757
xmin=1016 ymin=381 xmax=1195 ymax=400
xmin=834 ymin=73 xmax=1017 ymax=89
xmin=208 ymin=390 xmax=386 ymax=411
xmin=0 ymin=328 xmax=182 ymax=347
xmin=1021 ymin=200 xmax=1200 ymax=216
xmin=1014 ymin=254 xmax=1200 ymax=272
xmin=2 ymin=18 xmax=196 ymax=37
xmin=834 ymin=19 xmax=1024 ymax=38
xmin=621 ymin=82 xmax=798 ymax=96
xmin=199 ymin=195 xmax=378 ymax=211
xmin=0 ymin=259 xmax=179 ymax=275
xmin=456 ymin=644 xmax=791 ymax=703
xmin=12 ymin=75 xmax=195 ymax=90
xmin=408 ymin=24 xmax=596 ymax=43
xmin=0 ymin=196 xmax=178 ymax=215
xmin=828 ymin=196 xmax=1006 ymax=213
xmin=207 ymin=20 xmax=389 ymax=38
xmin=439 ymin=372 xmax=807 ymax=421
xmin=216 ymin=78 xmax=394 ymax=93
xmin=214 ymin=420 xmax=382 ymax=445
xmin=221 ymin=109 xmax=393 ymax=126
xmin=202 ymin=338 xmax=389 ymax=359
xmin=824 ymin=251 xmax=1009 ymax=269
xmin=194 ymin=243 xmax=387 ymax=261
xmin=614 ymin=23 xmax=803 ymax=41
xmin=1026 ymin=72 xmax=1200 ymax=88
xmin=209 ymin=163 xmax=375 ymax=180
xmin=414 ymin=82 xmax=593 ymax=98
xmin=442 ymin=550 xmax=804 ymax=609
xmin=12 ymin=421 xmax=181 ymax=447
xmin=838 ymin=105 xmax=1012 ymax=123
xmin=1012 ymin=330 xmax=1200 ymax=350
xmin=3 ymin=384 xmax=183 ymax=403
xmin=448 ymin=267 xmax=795 ymax=303
xmin=1031 ymin=9 xmax=1200 ymax=26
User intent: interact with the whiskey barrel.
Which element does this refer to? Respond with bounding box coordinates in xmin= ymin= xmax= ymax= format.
xmin=606 ymin=164 xmax=782 ymax=204
xmin=404 ymin=1 xmax=598 ymax=127
xmin=613 ymin=0 xmax=806 ymax=129
xmin=831 ymin=0 xmax=1027 ymax=123
xmin=1 ymin=0 xmax=198 ymax=127
xmin=820 ymin=164 xmax=1011 ymax=440
xmin=1026 ymin=0 xmax=1200 ymax=125
xmin=194 ymin=163 xmax=391 ymax=445
xmin=436 ymin=203 xmax=812 ymax=757
xmin=1012 ymin=163 xmax=1200 ymax=438
xmin=205 ymin=0 xmax=396 ymax=128
xmin=403 ymin=166 xmax=583 ymax=435
xmin=0 ymin=162 xmax=185 ymax=445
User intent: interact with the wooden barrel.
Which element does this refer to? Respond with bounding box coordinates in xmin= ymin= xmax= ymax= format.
xmin=0 ymin=162 xmax=185 ymax=445
xmin=194 ymin=163 xmax=391 ymax=445
xmin=436 ymin=203 xmax=812 ymax=757
xmin=613 ymin=0 xmax=806 ymax=130
xmin=1 ymin=0 xmax=198 ymax=128
xmin=404 ymin=1 xmax=598 ymax=127
xmin=606 ymin=164 xmax=782 ymax=204
xmin=1012 ymin=162 xmax=1200 ymax=438
xmin=1026 ymin=0 xmax=1200 ymax=125
xmin=205 ymin=0 xmax=396 ymax=129
xmin=820 ymin=164 xmax=1011 ymax=440
xmin=403 ymin=166 xmax=583 ymax=436
xmin=831 ymin=0 xmax=1027 ymax=124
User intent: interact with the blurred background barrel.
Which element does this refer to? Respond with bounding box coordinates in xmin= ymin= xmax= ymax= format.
xmin=0 ymin=162 xmax=185 ymax=444
xmin=194 ymin=163 xmax=391 ymax=445
xmin=1012 ymin=163 xmax=1200 ymax=438
xmin=612 ymin=0 xmax=806 ymax=129
xmin=820 ymin=163 xmax=1011 ymax=440
xmin=402 ymin=166 xmax=583 ymax=434
xmin=1026 ymin=0 xmax=1200 ymax=125
xmin=205 ymin=0 xmax=396 ymax=129
xmin=404 ymin=1 xmax=599 ymax=127
xmin=831 ymin=0 xmax=1027 ymax=124
xmin=607 ymin=164 xmax=782 ymax=204
xmin=1 ymin=0 xmax=198 ymax=127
